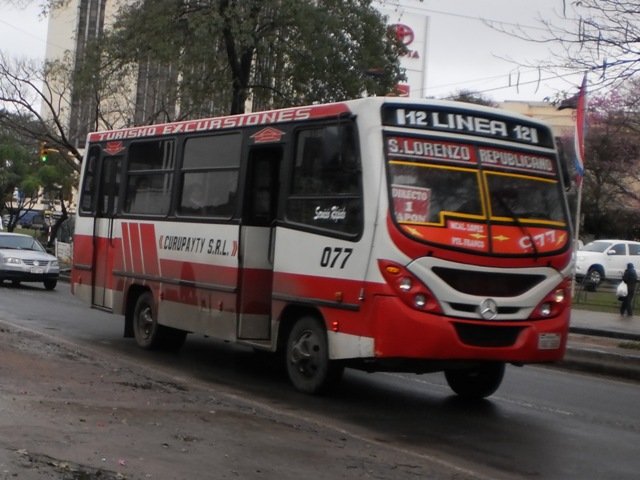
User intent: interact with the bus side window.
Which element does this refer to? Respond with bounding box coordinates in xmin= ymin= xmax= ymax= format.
xmin=244 ymin=146 xmax=281 ymax=226
xmin=287 ymin=123 xmax=363 ymax=236
xmin=177 ymin=133 xmax=241 ymax=218
xmin=79 ymin=146 xmax=101 ymax=214
xmin=123 ymin=140 xmax=175 ymax=215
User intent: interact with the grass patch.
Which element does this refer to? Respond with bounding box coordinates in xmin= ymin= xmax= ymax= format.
xmin=573 ymin=290 xmax=622 ymax=313
xmin=619 ymin=341 xmax=640 ymax=351
xmin=572 ymin=281 xmax=637 ymax=313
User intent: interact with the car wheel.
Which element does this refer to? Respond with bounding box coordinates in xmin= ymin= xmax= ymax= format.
xmin=286 ymin=316 xmax=344 ymax=394
xmin=444 ymin=362 xmax=505 ymax=399
xmin=585 ymin=267 xmax=603 ymax=290
xmin=44 ymin=279 xmax=57 ymax=290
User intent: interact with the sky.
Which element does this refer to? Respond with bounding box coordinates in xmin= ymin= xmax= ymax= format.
xmin=0 ymin=2 xmax=48 ymax=60
xmin=386 ymin=0 xmax=584 ymax=102
xmin=0 ymin=0 xmax=585 ymax=103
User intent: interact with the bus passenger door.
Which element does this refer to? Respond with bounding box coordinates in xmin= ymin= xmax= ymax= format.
xmin=92 ymin=156 xmax=121 ymax=309
xmin=237 ymin=146 xmax=281 ymax=340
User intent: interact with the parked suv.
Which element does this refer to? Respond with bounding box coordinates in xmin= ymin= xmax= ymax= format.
xmin=574 ymin=239 xmax=640 ymax=288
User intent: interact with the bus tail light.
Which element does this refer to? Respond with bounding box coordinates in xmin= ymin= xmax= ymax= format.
xmin=378 ymin=260 xmax=442 ymax=313
xmin=531 ymin=277 xmax=571 ymax=319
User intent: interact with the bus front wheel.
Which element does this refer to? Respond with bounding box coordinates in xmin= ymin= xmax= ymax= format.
xmin=133 ymin=292 xmax=187 ymax=351
xmin=444 ymin=362 xmax=505 ymax=399
xmin=286 ymin=316 xmax=343 ymax=394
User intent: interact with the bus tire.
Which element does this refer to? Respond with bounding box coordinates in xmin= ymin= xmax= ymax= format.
xmin=286 ymin=316 xmax=343 ymax=394
xmin=133 ymin=292 xmax=187 ymax=351
xmin=444 ymin=362 xmax=505 ymax=399
xmin=133 ymin=292 xmax=163 ymax=350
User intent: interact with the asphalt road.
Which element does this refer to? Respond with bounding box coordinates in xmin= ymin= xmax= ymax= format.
xmin=1 ymin=283 xmax=639 ymax=479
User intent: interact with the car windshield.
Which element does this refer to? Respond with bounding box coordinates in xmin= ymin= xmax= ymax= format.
xmin=581 ymin=241 xmax=613 ymax=253
xmin=0 ymin=235 xmax=45 ymax=252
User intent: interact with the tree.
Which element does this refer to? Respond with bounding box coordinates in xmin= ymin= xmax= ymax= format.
xmin=0 ymin=51 xmax=82 ymax=244
xmin=0 ymin=53 xmax=83 ymax=171
xmin=0 ymin=114 xmax=76 ymax=237
xmin=564 ymin=81 xmax=640 ymax=239
xmin=489 ymin=0 xmax=640 ymax=93
xmin=100 ymin=0 xmax=405 ymax=119
xmin=447 ymin=89 xmax=498 ymax=107
xmin=0 ymin=131 xmax=38 ymax=230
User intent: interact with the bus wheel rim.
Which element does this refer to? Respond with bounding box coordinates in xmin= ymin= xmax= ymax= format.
xmin=139 ymin=306 xmax=154 ymax=339
xmin=290 ymin=330 xmax=321 ymax=377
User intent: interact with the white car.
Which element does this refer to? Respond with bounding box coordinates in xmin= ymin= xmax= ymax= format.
xmin=574 ymin=239 xmax=640 ymax=288
xmin=0 ymin=232 xmax=60 ymax=290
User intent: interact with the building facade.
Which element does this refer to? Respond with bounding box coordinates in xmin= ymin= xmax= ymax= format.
xmin=44 ymin=0 xmax=133 ymax=148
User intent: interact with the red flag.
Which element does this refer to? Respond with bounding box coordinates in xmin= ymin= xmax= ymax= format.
xmin=574 ymin=73 xmax=587 ymax=179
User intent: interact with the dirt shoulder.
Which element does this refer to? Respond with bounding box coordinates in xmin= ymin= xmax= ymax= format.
xmin=0 ymin=322 xmax=475 ymax=480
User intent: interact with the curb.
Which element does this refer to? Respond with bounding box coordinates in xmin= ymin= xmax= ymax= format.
xmin=561 ymin=345 xmax=640 ymax=381
xmin=569 ymin=326 xmax=640 ymax=342
xmin=565 ymin=326 xmax=640 ymax=381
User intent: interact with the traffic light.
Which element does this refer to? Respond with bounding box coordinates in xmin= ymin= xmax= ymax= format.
xmin=38 ymin=142 xmax=49 ymax=162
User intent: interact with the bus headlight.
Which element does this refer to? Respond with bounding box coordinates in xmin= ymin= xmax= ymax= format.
xmin=531 ymin=277 xmax=571 ymax=319
xmin=399 ymin=277 xmax=412 ymax=291
xmin=539 ymin=303 xmax=552 ymax=317
xmin=552 ymin=288 xmax=565 ymax=303
xmin=378 ymin=259 xmax=442 ymax=314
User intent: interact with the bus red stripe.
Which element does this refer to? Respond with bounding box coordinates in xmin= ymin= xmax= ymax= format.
xmin=128 ymin=223 xmax=144 ymax=273
xmin=121 ymin=222 xmax=133 ymax=273
xmin=139 ymin=223 xmax=159 ymax=276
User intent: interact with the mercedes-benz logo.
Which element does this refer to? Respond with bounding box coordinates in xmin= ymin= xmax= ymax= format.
xmin=479 ymin=298 xmax=498 ymax=320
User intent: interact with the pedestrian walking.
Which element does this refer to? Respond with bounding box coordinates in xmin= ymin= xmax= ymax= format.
xmin=620 ymin=263 xmax=638 ymax=317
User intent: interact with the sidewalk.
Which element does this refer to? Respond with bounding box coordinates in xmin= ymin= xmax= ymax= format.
xmin=564 ymin=308 xmax=640 ymax=380
xmin=570 ymin=308 xmax=640 ymax=340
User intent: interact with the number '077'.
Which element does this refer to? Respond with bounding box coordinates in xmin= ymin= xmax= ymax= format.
xmin=320 ymin=247 xmax=353 ymax=269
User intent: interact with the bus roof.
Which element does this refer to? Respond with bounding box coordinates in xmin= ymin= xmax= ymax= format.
xmin=87 ymin=102 xmax=352 ymax=143
xmin=86 ymin=97 xmax=553 ymax=144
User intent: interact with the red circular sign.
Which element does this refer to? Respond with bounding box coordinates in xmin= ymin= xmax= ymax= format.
xmin=391 ymin=24 xmax=414 ymax=46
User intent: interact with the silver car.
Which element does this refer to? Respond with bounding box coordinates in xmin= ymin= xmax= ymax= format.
xmin=0 ymin=233 xmax=59 ymax=290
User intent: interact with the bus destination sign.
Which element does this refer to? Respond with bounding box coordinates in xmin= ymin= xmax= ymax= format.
xmin=382 ymin=105 xmax=554 ymax=148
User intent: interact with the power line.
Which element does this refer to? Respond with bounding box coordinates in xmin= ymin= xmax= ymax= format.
xmin=377 ymin=1 xmax=554 ymax=32
xmin=426 ymin=69 xmax=585 ymax=99
xmin=0 ymin=16 xmax=49 ymax=55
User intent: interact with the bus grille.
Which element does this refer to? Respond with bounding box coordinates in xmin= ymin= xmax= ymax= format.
xmin=432 ymin=267 xmax=545 ymax=297
xmin=454 ymin=323 xmax=524 ymax=347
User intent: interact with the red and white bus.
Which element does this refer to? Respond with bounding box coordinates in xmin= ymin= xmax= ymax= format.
xmin=71 ymin=97 xmax=573 ymax=398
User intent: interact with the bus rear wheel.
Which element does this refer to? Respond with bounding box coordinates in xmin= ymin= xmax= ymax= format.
xmin=133 ymin=292 xmax=187 ymax=351
xmin=444 ymin=362 xmax=505 ymax=399
xmin=286 ymin=316 xmax=343 ymax=394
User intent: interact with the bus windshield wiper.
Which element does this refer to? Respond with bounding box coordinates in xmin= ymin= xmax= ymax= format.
xmin=492 ymin=191 xmax=539 ymax=259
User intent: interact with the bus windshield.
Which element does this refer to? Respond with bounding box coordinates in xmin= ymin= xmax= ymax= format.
xmin=386 ymin=134 xmax=570 ymax=255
